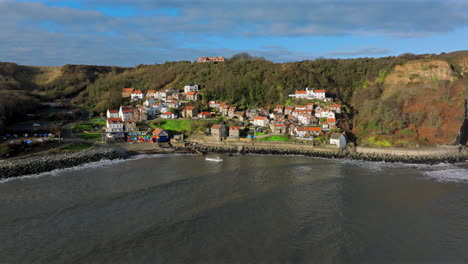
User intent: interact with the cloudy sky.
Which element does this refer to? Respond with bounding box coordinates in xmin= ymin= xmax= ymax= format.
xmin=1 ymin=0 xmax=467 ymax=66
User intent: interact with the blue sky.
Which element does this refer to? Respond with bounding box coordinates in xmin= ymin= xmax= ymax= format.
xmin=1 ymin=0 xmax=467 ymax=66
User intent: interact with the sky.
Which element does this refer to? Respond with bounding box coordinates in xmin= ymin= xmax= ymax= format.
xmin=1 ymin=0 xmax=468 ymax=66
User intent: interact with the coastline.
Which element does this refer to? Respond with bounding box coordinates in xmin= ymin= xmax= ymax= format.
xmin=0 ymin=141 xmax=466 ymax=180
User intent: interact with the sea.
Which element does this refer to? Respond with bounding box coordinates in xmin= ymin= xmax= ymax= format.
xmin=0 ymin=154 xmax=467 ymax=263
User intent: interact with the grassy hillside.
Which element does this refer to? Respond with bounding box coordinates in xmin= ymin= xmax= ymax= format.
xmin=1 ymin=51 xmax=467 ymax=146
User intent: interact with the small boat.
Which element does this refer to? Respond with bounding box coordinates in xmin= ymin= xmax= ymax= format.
xmin=205 ymin=156 xmax=223 ymax=162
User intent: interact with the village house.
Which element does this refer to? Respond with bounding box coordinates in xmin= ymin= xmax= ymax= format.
xmin=270 ymin=121 xmax=288 ymax=134
xmin=234 ymin=111 xmax=246 ymax=121
xmin=119 ymin=106 xmax=134 ymax=121
xmin=209 ymin=101 xmax=221 ymax=109
xmin=184 ymin=84 xmax=199 ymax=94
xmin=288 ymin=87 xmax=326 ymax=100
xmin=274 ymin=105 xmax=284 ymax=113
xmin=166 ymin=99 xmax=180 ymax=109
xmin=124 ymin=121 xmax=137 ymax=132
xmin=295 ymin=105 xmax=307 ymax=111
xmin=327 ymin=118 xmax=336 ymax=128
xmin=197 ymin=56 xmax=226 ymax=63
xmin=107 ymin=109 xmax=119 ymax=119
xmin=211 ymin=124 xmax=228 ymax=139
xmin=258 ymin=108 xmax=269 ymax=116
xmin=121 ymin=88 xmax=134 ymax=98
xmin=143 ymin=98 xmax=155 ymax=106
xmin=131 ymin=90 xmax=144 ymax=101
xmin=155 ymin=90 xmax=167 ymax=100
xmin=284 ymin=106 xmax=295 ymax=115
xmin=197 ymin=111 xmax=212 ymax=119
xmin=106 ymin=118 xmax=124 ymax=138
xmin=228 ymin=106 xmax=237 ymax=117
xmin=146 ymin=90 xmax=157 ymax=98
xmin=306 ymin=103 xmax=315 ymax=110
xmin=220 ymin=104 xmax=230 ymax=116
xmin=293 ymin=126 xmax=322 ymax=138
xmin=229 ymin=126 xmax=240 ymax=138
xmin=273 ymin=112 xmax=283 ymax=121
xmin=253 ymin=116 xmax=270 ymax=127
xmin=330 ymin=104 xmax=342 ymax=114
xmin=316 ymin=110 xmax=335 ymax=119
xmin=186 ymin=91 xmax=199 ymax=101
xmin=246 ymin=109 xmax=258 ymax=119
xmin=161 ymin=112 xmax=177 ymax=119
xmin=322 ymin=121 xmax=329 ymax=131
xmin=182 ymin=106 xmax=198 ymax=118
xmin=152 ymin=128 xmax=169 ymax=143
xmin=330 ymin=133 xmax=347 ymax=148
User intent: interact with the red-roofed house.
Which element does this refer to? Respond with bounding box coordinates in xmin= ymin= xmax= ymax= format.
xmin=197 ymin=111 xmax=212 ymax=119
xmin=106 ymin=117 xmax=124 ymax=138
xmin=186 ymin=91 xmax=199 ymax=101
xmin=330 ymin=104 xmax=342 ymax=113
xmin=229 ymin=126 xmax=240 ymax=138
xmin=182 ymin=106 xmax=198 ymax=118
xmin=293 ymin=126 xmax=322 ymax=138
xmin=161 ymin=112 xmax=176 ymax=119
xmin=253 ymin=116 xmax=270 ymax=127
xmin=131 ymin=90 xmax=144 ymax=101
xmin=211 ymin=124 xmax=227 ymax=139
xmin=270 ymin=121 xmax=288 ymax=134
xmin=152 ymin=128 xmax=169 ymax=142
xmin=107 ymin=109 xmax=119 ymax=119
xmin=146 ymin=90 xmax=157 ymax=98
xmin=122 ymin=88 xmax=134 ymax=98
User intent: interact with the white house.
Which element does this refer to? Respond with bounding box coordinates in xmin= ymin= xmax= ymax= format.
xmin=106 ymin=109 xmax=119 ymax=118
xmin=253 ymin=116 xmax=270 ymax=127
xmin=106 ymin=118 xmax=124 ymax=138
xmin=161 ymin=112 xmax=177 ymax=119
xmin=330 ymin=133 xmax=346 ymax=148
xmin=184 ymin=84 xmax=199 ymax=94
xmin=143 ymin=98 xmax=155 ymax=106
xmin=131 ymin=90 xmax=144 ymax=101
xmin=289 ymin=87 xmax=326 ymax=100
xmin=293 ymin=126 xmax=321 ymax=138
xmin=119 ymin=106 xmax=133 ymax=121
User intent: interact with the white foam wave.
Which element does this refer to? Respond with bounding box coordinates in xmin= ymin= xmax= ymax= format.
xmin=0 ymin=153 xmax=195 ymax=184
xmin=422 ymin=168 xmax=468 ymax=183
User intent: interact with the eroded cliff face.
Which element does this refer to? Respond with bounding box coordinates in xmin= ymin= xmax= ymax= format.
xmin=384 ymin=60 xmax=456 ymax=87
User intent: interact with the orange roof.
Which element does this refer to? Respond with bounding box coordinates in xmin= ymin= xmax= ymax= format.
xmin=132 ymin=90 xmax=143 ymax=94
xmin=297 ymin=127 xmax=321 ymax=132
xmin=122 ymin=88 xmax=134 ymax=93
xmin=295 ymin=90 xmax=307 ymax=94
xmin=108 ymin=109 xmax=118 ymax=113
xmin=331 ymin=104 xmax=341 ymax=107
xmin=285 ymin=106 xmax=295 ymax=109
xmin=328 ymin=118 xmax=336 ymax=122
xmin=255 ymin=116 xmax=267 ymax=120
xmin=185 ymin=106 xmax=195 ymax=110
xmin=229 ymin=107 xmax=236 ymax=110
xmin=163 ymin=112 xmax=172 ymax=115
xmin=199 ymin=111 xmax=211 ymax=115
xmin=212 ymin=124 xmax=222 ymax=129
xmin=229 ymin=126 xmax=239 ymax=130
xmin=147 ymin=90 xmax=156 ymax=94
xmin=107 ymin=118 xmax=122 ymax=123
xmin=314 ymin=90 xmax=325 ymax=93
xmin=187 ymin=91 xmax=196 ymax=95
xmin=153 ymin=128 xmax=165 ymax=135
xmin=276 ymin=105 xmax=283 ymax=108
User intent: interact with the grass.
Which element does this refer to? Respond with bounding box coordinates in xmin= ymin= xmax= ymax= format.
xmin=258 ymin=135 xmax=292 ymax=142
xmin=89 ymin=117 xmax=106 ymax=126
xmin=400 ymin=128 xmax=416 ymax=136
xmin=151 ymin=119 xmax=213 ymax=134
xmin=76 ymin=133 xmax=102 ymax=141
xmin=255 ymin=132 xmax=266 ymax=136
xmin=72 ymin=124 xmax=93 ymax=132
xmin=59 ymin=143 xmax=93 ymax=151
xmin=367 ymin=136 xmax=392 ymax=147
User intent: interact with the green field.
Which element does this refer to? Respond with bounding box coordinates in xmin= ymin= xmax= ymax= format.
xmin=258 ymin=135 xmax=292 ymax=142
xmin=72 ymin=124 xmax=93 ymax=131
xmin=59 ymin=143 xmax=93 ymax=151
xmin=151 ymin=119 xmax=213 ymax=134
xmin=89 ymin=117 xmax=106 ymax=126
xmin=76 ymin=133 xmax=102 ymax=141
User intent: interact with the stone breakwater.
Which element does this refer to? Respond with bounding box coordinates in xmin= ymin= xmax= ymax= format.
xmin=0 ymin=145 xmax=128 ymax=179
xmin=191 ymin=143 xmax=468 ymax=164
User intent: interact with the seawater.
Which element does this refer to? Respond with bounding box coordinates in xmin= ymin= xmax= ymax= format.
xmin=0 ymin=155 xmax=467 ymax=263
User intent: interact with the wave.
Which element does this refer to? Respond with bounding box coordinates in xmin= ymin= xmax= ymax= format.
xmin=0 ymin=153 xmax=195 ymax=184
xmin=421 ymin=167 xmax=468 ymax=183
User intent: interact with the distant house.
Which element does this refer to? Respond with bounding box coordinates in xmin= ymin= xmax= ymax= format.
xmin=197 ymin=111 xmax=212 ymax=119
xmin=253 ymin=116 xmax=270 ymax=127
xmin=131 ymin=90 xmax=144 ymax=101
xmin=246 ymin=109 xmax=258 ymax=119
xmin=220 ymin=104 xmax=230 ymax=116
xmin=155 ymin=90 xmax=167 ymax=100
xmin=229 ymin=126 xmax=240 ymax=138
xmin=197 ymin=56 xmax=226 ymax=63
xmin=119 ymin=106 xmax=134 ymax=121
xmin=293 ymin=126 xmax=321 ymax=138
xmin=182 ymin=106 xmax=198 ymax=118
xmin=234 ymin=111 xmax=246 ymax=121
xmin=146 ymin=90 xmax=157 ymax=98
xmin=186 ymin=91 xmax=199 ymax=101
xmin=274 ymin=105 xmax=284 ymax=113
xmin=107 ymin=109 xmax=119 ymax=119
xmin=152 ymin=128 xmax=169 ymax=142
xmin=330 ymin=104 xmax=342 ymax=114
xmin=209 ymin=101 xmax=220 ymax=109
xmin=228 ymin=106 xmax=237 ymax=117
xmin=122 ymin=88 xmax=134 ymax=98
xmin=211 ymin=124 xmax=228 ymax=139
xmin=184 ymin=84 xmax=199 ymax=94
xmin=106 ymin=118 xmax=124 ymax=138
xmin=124 ymin=121 xmax=137 ymax=132
xmin=330 ymin=133 xmax=346 ymax=148
xmin=161 ymin=112 xmax=177 ymax=119
xmin=306 ymin=103 xmax=315 ymax=110
xmin=284 ymin=106 xmax=295 ymax=115
xmin=288 ymin=87 xmax=326 ymax=100
xmin=270 ymin=121 xmax=288 ymax=134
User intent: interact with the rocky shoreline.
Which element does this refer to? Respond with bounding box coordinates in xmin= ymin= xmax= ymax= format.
xmin=0 ymin=145 xmax=128 ymax=179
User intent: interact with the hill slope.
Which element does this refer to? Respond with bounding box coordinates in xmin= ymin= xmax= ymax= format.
xmin=0 ymin=51 xmax=467 ymax=146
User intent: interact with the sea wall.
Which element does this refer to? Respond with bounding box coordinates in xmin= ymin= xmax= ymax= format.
xmin=191 ymin=141 xmax=468 ymax=164
xmin=0 ymin=145 xmax=127 ymax=179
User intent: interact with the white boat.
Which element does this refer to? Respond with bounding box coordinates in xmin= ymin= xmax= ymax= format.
xmin=205 ymin=157 xmax=223 ymax=162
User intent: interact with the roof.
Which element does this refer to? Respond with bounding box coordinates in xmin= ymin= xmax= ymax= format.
xmin=314 ymin=90 xmax=325 ymax=93
xmin=330 ymin=133 xmax=343 ymax=139
xmin=199 ymin=111 xmax=211 ymax=115
xmin=153 ymin=128 xmax=166 ymax=135
xmin=229 ymin=106 xmax=236 ymax=110
xmin=328 ymin=118 xmax=336 ymax=122
xmin=186 ymin=91 xmax=196 ymax=95
xmin=276 ymin=105 xmax=283 ymax=108
xmin=147 ymin=90 xmax=156 ymax=94
xmin=285 ymin=106 xmax=295 ymax=109
xmin=254 ymin=116 xmax=267 ymax=120
xmin=185 ymin=106 xmax=195 ymax=110
xmin=108 ymin=109 xmax=118 ymax=113
xmin=229 ymin=126 xmax=240 ymax=130
xmin=273 ymin=122 xmax=287 ymax=127
xmin=107 ymin=118 xmax=123 ymax=124
xmin=295 ymin=91 xmax=307 ymax=94
xmin=122 ymin=88 xmax=134 ymax=93
xmin=163 ymin=112 xmax=172 ymax=115
xmin=330 ymin=104 xmax=341 ymax=107
xmin=297 ymin=127 xmax=321 ymax=132
xmin=211 ymin=124 xmax=223 ymax=129
xmin=132 ymin=90 xmax=143 ymax=94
